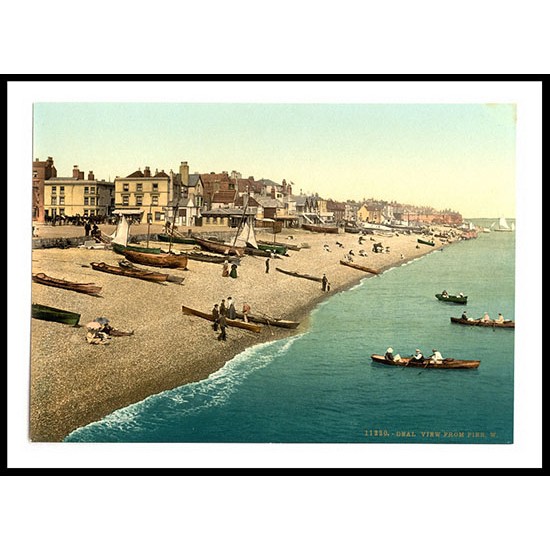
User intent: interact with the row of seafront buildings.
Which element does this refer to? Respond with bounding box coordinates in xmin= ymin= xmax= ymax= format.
xmin=32 ymin=157 xmax=463 ymax=228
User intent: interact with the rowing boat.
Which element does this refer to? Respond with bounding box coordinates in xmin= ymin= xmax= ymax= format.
xmin=370 ymin=354 xmax=480 ymax=369
xmin=257 ymin=239 xmax=301 ymax=251
xmin=450 ymin=317 xmax=515 ymax=329
xmin=301 ymin=223 xmax=339 ymax=234
xmin=193 ymin=236 xmax=246 ymax=257
xmin=234 ymin=312 xmax=300 ymax=329
xmin=275 ymin=267 xmax=323 ymax=282
xmin=117 ymin=260 xmax=185 ymax=284
xmin=417 ymin=238 xmax=435 ymax=246
xmin=31 ymin=303 xmax=81 ymax=326
xmin=436 ymin=293 xmax=468 ymax=304
xmin=256 ymin=243 xmax=288 ymax=255
xmin=32 ymin=272 xmax=102 ymax=296
xmin=181 ymin=305 xmax=261 ymax=333
xmin=157 ymin=233 xmax=197 ymax=245
xmin=185 ymin=251 xmax=233 ymax=264
xmin=122 ymin=249 xmax=188 ymax=269
xmin=339 ymin=260 xmax=380 ymax=275
xmin=91 ymin=261 xmax=169 ymax=282
xmin=112 ymin=242 xmax=162 ymax=255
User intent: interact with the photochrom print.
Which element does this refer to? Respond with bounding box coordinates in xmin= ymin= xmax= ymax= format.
xmin=28 ymin=89 xmax=519 ymax=446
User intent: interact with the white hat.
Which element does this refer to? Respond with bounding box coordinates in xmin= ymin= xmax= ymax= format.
xmin=387 ymin=347 xmax=393 ymax=353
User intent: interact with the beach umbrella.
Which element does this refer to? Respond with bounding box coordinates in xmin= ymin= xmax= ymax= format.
xmin=94 ymin=317 xmax=110 ymax=325
xmin=86 ymin=321 xmax=102 ymax=330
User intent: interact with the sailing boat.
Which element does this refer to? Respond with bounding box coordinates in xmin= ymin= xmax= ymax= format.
xmin=110 ymin=215 xmax=161 ymax=254
xmin=494 ymin=217 xmax=514 ymax=232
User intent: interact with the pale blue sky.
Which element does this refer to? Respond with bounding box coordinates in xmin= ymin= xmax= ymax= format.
xmin=33 ymin=102 xmax=516 ymax=218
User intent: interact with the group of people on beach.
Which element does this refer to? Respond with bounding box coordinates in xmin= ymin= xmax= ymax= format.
xmin=385 ymin=347 xmax=443 ymax=365
xmin=212 ymin=297 xmax=251 ymax=341
xmin=222 ymin=260 xmax=238 ymax=278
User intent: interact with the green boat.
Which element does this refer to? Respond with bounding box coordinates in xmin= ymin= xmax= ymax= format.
xmin=31 ymin=303 xmax=81 ymax=326
xmin=112 ymin=242 xmax=162 ymax=255
xmin=417 ymin=238 xmax=435 ymax=246
xmin=435 ymin=293 xmax=468 ymax=304
xmin=257 ymin=243 xmax=288 ymax=255
xmin=157 ymin=233 xmax=197 ymax=245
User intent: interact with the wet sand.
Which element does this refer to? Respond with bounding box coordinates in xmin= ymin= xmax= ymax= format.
xmin=29 ymin=225 xmax=453 ymax=441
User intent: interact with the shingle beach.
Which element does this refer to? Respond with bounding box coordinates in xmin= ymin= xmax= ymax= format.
xmin=29 ymin=224 xmax=452 ymax=441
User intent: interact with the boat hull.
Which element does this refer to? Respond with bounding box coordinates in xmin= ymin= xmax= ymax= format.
xmin=275 ymin=267 xmax=323 ymax=282
xmin=112 ymin=242 xmax=162 ymax=255
xmin=122 ymin=249 xmax=188 ymax=269
xmin=435 ymin=293 xmax=468 ymax=304
xmin=181 ymin=305 xmax=261 ymax=333
xmin=417 ymin=238 xmax=435 ymax=246
xmin=157 ymin=233 xmax=197 ymax=244
xmin=339 ymin=260 xmax=380 ymax=275
xmin=32 ymin=303 xmax=81 ymax=326
xmin=32 ymin=273 xmax=102 ymax=296
xmin=450 ymin=316 xmax=515 ymax=328
xmin=193 ymin=237 xmax=245 ymax=257
xmin=234 ymin=312 xmax=299 ymax=329
xmin=370 ymin=354 xmax=480 ymax=369
xmin=91 ymin=261 xmax=169 ymax=282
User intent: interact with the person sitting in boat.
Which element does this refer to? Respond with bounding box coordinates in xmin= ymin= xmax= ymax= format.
xmin=441 ymin=290 xmax=449 ymax=298
xmin=481 ymin=312 xmax=491 ymax=323
xmin=461 ymin=311 xmax=469 ymax=321
xmin=410 ymin=348 xmax=425 ymax=364
xmin=458 ymin=292 xmax=464 ymax=297
xmin=429 ymin=348 xmax=443 ymax=364
xmin=385 ymin=347 xmax=395 ymax=361
xmin=495 ymin=313 xmax=505 ymax=324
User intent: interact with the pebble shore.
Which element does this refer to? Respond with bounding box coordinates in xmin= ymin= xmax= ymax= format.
xmin=30 ymin=225 xmax=450 ymax=441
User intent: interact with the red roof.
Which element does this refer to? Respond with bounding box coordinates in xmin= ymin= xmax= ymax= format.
xmin=212 ymin=189 xmax=237 ymax=204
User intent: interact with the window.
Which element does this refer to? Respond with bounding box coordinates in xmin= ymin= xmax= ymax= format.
xmin=123 ymin=183 xmax=129 ymax=192
xmin=84 ymin=210 xmax=89 ymax=217
xmin=51 ymin=186 xmax=56 ymax=194
xmin=60 ymin=186 xmax=65 ymax=194
xmin=59 ymin=196 xmax=65 ymax=205
xmin=84 ymin=186 xmax=89 ymax=194
xmin=151 ymin=195 xmax=159 ymax=206
xmin=33 ymin=171 xmax=38 ymax=178
xmin=122 ymin=196 xmax=129 ymax=206
xmin=51 ymin=196 xmax=57 ymax=205
xmin=136 ymin=183 xmax=143 ymax=192
xmin=59 ymin=208 xmax=65 ymax=216
xmin=90 ymin=186 xmax=95 ymax=194
xmin=84 ymin=197 xmax=89 ymax=205
xmin=136 ymin=195 xmax=143 ymax=206
xmin=152 ymin=183 xmax=158 ymax=191
xmin=155 ymin=211 xmax=162 ymax=221
xmin=90 ymin=197 xmax=95 ymax=206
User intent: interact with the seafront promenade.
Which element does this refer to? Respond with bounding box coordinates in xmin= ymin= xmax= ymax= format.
xmin=29 ymin=223 xmax=453 ymax=441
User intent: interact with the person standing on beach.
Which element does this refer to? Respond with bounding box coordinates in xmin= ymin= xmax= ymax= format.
xmin=217 ymin=313 xmax=227 ymax=341
xmin=211 ymin=304 xmax=220 ymax=331
xmin=219 ymin=299 xmax=227 ymax=317
xmin=222 ymin=259 xmax=229 ymax=277
xmin=242 ymin=302 xmax=251 ymax=323
xmin=230 ymin=263 xmax=238 ymax=279
xmin=265 ymin=257 xmax=270 ymax=273
xmin=322 ymin=274 xmax=328 ymax=292
xmin=84 ymin=220 xmax=91 ymax=237
xmin=227 ymin=297 xmax=237 ymax=320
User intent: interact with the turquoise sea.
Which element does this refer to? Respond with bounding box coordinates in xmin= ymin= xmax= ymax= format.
xmin=66 ymin=220 xmax=515 ymax=444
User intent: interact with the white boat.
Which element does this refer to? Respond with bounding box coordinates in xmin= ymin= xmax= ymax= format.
xmin=494 ymin=217 xmax=514 ymax=232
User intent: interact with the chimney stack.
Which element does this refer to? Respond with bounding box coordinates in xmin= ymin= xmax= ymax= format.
xmin=180 ymin=161 xmax=189 ymax=185
xmin=73 ymin=165 xmax=80 ymax=178
xmin=144 ymin=166 xmax=151 ymax=177
xmin=88 ymin=171 xmax=94 ymax=180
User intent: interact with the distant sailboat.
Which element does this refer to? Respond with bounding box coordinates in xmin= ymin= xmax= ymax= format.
xmin=494 ymin=217 xmax=514 ymax=232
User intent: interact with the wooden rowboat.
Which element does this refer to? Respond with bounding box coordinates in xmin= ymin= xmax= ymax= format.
xmin=185 ymin=251 xmax=233 ymax=264
xmin=122 ymin=249 xmax=188 ymax=269
xmin=91 ymin=261 xmax=169 ymax=282
xmin=193 ymin=236 xmax=246 ymax=257
xmin=417 ymin=238 xmax=435 ymax=246
xmin=256 ymin=242 xmax=288 ymax=255
xmin=32 ymin=272 xmax=102 ymax=296
xmin=157 ymin=233 xmax=197 ymax=245
xmin=450 ymin=316 xmax=515 ymax=329
xmin=234 ymin=312 xmax=300 ymax=329
xmin=339 ymin=260 xmax=380 ymax=275
xmin=301 ymin=223 xmax=339 ymax=234
xmin=181 ymin=305 xmax=261 ymax=333
xmin=117 ymin=260 xmax=185 ymax=284
xmin=370 ymin=354 xmax=480 ymax=369
xmin=31 ymin=303 xmax=81 ymax=326
xmin=112 ymin=242 xmax=162 ymax=255
xmin=258 ymin=239 xmax=301 ymax=251
xmin=275 ymin=267 xmax=323 ymax=282
xmin=436 ymin=293 xmax=468 ymax=304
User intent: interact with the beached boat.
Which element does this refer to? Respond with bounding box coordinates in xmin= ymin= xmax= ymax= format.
xmin=157 ymin=233 xmax=197 ymax=245
xmin=436 ymin=293 xmax=468 ymax=304
xmin=301 ymin=223 xmax=339 ymax=234
xmin=181 ymin=305 xmax=262 ymax=333
xmin=32 ymin=272 xmax=102 ymax=296
xmin=112 ymin=242 xmax=163 ymax=255
xmin=118 ymin=261 xmax=185 ymax=284
xmin=234 ymin=312 xmax=300 ymax=329
xmin=450 ymin=317 xmax=515 ymax=329
xmin=193 ymin=236 xmax=246 ymax=257
xmin=370 ymin=354 xmax=480 ymax=369
xmin=256 ymin=242 xmax=288 ymax=255
xmin=339 ymin=260 xmax=380 ymax=275
xmin=91 ymin=261 xmax=169 ymax=283
xmin=122 ymin=249 xmax=188 ymax=269
xmin=185 ymin=251 xmax=233 ymax=264
xmin=344 ymin=225 xmax=361 ymax=234
xmin=275 ymin=267 xmax=323 ymax=282
xmin=417 ymin=238 xmax=435 ymax=246
xmin=31 ymin=303 xmax=81 ymax=326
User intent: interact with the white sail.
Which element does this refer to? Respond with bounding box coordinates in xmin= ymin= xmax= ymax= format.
xmin=234 ymin=220 xmax=258 ymax=249
xmin=111 ymin=215 xmax=129 ymax=246
xmin=498 ymin=217 xmax=510 ymax=230
xmin=511 ymin=222 xmax=515 ymax=231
